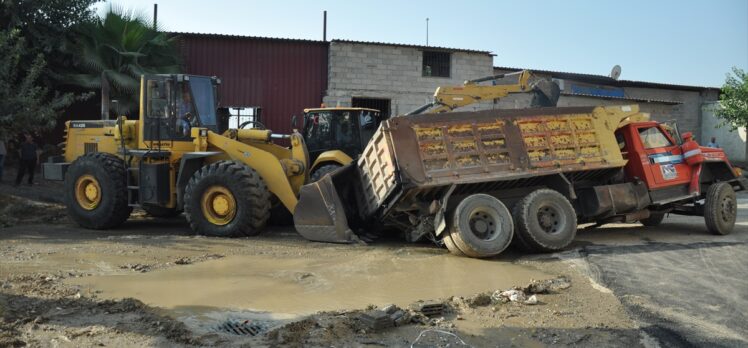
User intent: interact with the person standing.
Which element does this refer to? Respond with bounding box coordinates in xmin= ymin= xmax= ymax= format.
xmin=706 ymin=137 xmax=720 ymax=148
xmin=0 ymin=137 xmax=6 ymax=183
xmin=15 ymin=134 xmax=39 ymax=186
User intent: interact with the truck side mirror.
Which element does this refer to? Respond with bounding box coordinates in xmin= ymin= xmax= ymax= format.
xmin=682 ymin=131 xmax=693 ymax=142
xmin=291 ymin=115 xmax=297 ymax=129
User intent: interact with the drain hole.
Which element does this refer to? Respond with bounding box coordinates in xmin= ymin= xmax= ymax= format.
xmin=215 ymin=320 xmax=268 ymax=336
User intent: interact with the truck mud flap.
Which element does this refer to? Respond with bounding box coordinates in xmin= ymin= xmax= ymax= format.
xmin=293 ymin=164 xmax=358 ymax=243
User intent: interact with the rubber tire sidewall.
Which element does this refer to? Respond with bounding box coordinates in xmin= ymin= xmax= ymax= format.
xmin=310 ymin=164 xmax=342 ymax=182
xmin=448 ymin=194 xmax=514 ymax=258
xmin=64 ymin=153 xmax=131 ymax=229
xmin=184 ymin=161 xmax=270 ymax=237
xmin=704 ymin=182 xmax=737 ymax=235
xmin=513 ymin=189 xmax=577 ymax=253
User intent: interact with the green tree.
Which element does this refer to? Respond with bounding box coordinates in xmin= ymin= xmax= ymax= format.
xmin=0 ymin=30 xmax=75 ymax=139
xmin=717 ymin=67 xmax=748 ymax=130
xmin=68 ymin=6 xmax=181 ymax=115
xmin=0 ymin=0 xmax=99 ymax=137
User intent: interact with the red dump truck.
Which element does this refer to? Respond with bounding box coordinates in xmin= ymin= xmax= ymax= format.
xmin=293 ymin=105 xmax=747 ymax=258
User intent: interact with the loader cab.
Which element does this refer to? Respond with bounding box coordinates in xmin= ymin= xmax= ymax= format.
xmin=141 ymin=74 xmax=220 ymax=147
xmin=301 ymin=108 xmax=381 ymax=163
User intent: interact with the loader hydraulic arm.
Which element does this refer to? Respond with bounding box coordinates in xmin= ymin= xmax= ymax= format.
xmin=407 ymin=70 xmax=559 ymax=115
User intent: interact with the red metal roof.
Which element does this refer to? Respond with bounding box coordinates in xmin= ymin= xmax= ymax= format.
xmin=333 ymin=39 xmax=493 ymax=55
xmin=177 ymin=33 xmax=329 ymax=135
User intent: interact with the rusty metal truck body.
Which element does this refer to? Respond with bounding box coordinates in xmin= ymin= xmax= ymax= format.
xmin=294 ymin=105 xmax=746 ymax=258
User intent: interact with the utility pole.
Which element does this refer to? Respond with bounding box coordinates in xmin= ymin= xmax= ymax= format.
xmin=426 ymin=18 xmax=429 ymax=46
xmin=153 ymin=4 xmax=158 ymax=29
xmin=323 ymin=10 xmax=327 ymax=41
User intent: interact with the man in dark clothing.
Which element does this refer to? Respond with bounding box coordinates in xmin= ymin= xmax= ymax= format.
xmin=15 ymin=134 xmax=39 ymax=186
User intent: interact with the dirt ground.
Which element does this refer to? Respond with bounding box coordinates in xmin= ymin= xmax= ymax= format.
xmin=0 ymin=171 xmax=746 ymax=347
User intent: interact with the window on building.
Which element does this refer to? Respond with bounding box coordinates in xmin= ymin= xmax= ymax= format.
xmin=422 ymin=51 xmax=451 ymax=77
xmin=352 ymin=97 xmax=391 ymax=119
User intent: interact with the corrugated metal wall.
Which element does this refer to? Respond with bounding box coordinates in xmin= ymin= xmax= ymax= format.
xmin=179 ymin=33 xmax=329 ymax=134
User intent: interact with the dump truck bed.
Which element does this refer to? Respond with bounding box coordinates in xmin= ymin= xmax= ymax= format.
xmin=357 ymin=105 xmax=637 ymax=218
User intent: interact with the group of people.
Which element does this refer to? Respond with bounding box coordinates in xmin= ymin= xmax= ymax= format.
xmin=0 ymin=134 xmax=41 ymax=186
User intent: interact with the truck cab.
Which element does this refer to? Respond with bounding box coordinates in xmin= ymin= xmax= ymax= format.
xmin=301 ymin=107 xmax=382 ymax=180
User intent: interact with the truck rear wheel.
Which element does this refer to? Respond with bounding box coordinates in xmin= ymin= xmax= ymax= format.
xmin=310 ymin=164 xmax=341 ymax=182
xmin=64 ymin=153 xmax=132 ymax=229
xmin=442 ymin=232 xmax=466 ymax=256
xmin=184 ymin=161 xmax=271 ymax=237
xmin=704 ymin=182 xmax=736 ymax=235
xmin=448 ymin=194 xmax=513 ymax=258
xmin=640 ymin=212 xmax=665 ymax=226
xmin=513 ymin=189 xmax=576 ymax=252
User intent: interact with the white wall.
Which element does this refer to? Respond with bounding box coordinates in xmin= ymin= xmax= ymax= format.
xmin=701 ymin=102 xmax=747 ymax=164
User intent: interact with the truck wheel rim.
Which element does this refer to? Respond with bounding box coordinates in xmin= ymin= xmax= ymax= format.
xmin=536 ymin=203 xmax=566 ymax=234
xmin=202 ymin=186 xmax=237 ymax=226
xmin=721 ymin=197 xmax=735 ymax=223
xmin=468 ymin=208 xmax=499 ymax=241
xmin=75 ymin=175 xmax=101 ymax=210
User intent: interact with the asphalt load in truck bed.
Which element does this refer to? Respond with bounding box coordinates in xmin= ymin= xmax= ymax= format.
xmin=0 ymin=177 xmax=746 ymax=347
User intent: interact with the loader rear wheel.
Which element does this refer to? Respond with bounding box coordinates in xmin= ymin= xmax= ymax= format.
xmin=704 ymin=182 xmax=736 ymax=235
xmin=448 ymin=194 xmax=513 ymax=258
xmin=513 ymin=189 xmax=576 ymax=253
xmin=64 ymin=153 xmax=132 ymax=229
xmin=310 ymin=164 xmax=341 ymax=182
xmin=184 ymin=161 xmax=270 ymax=237
xmin=640 ymin=212 xmax=665 ymax=227
xmin=142 ymin=204 xmax=180 ymax=218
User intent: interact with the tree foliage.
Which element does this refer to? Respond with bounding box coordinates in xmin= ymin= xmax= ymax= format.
xmin=68 ymin=6 xmax=181 ymax=115
xmin=0 ymin=30 xmax=75 ymax=139
xmin=717 ymin=67 xmax=748 ymax=130
xmin=0 ymin=0 xmax=99 ymax=138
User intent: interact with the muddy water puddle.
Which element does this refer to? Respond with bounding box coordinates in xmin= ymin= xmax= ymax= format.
xmin=68 ymin=249 xmax=551 ymax=315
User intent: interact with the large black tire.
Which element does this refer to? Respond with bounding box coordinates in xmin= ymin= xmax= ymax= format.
xmin=704 ymin=182 xmax=737 ymax=235
xmin=442 ymin=232 xmax=466 ymax=256
xmin=184 ymin=161 xmax=271 ymax=237
xmin=513 ymin=189 xmax=576 ymax=253
xmin=310 ymin=164 xmax=341 ymax=182
xmin=64 ymin=153 xmax=132 ymax=229
xmin=640 ymin=212 xmax=666 ymax=227
xmin=447 ymin=194 xmax=514 ymax=258
xmin=142 ymin=204 xmax=181 ymax=218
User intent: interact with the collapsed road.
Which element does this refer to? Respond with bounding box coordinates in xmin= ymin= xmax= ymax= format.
xmin=0 ymin=180 xmax=746 ymax=346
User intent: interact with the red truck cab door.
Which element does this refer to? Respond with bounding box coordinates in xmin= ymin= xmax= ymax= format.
xmin=619 ymin=123 xmax=691 ymax=189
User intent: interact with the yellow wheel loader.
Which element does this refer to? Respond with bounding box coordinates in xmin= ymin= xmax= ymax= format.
xmin=43 ymin=74 xmax=308 ymax=237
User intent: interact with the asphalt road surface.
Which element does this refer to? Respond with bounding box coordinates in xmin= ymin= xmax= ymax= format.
xmin=573 ymin=194 xmax=748 ymax=347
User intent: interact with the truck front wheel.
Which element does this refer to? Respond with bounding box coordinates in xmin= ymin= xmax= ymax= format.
xmin=447 ymin=194 xmax=513 ymax=258
xmin=704 ymin=182 xmax=736 ymax=235
xmin=513 ymin=189 xmax=576 ymax=252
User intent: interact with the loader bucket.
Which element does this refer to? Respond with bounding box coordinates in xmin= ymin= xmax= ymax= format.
xmin=293 ymin=164 xmax=358 ymax=243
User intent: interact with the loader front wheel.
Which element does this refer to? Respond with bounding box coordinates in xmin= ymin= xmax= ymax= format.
xmin=64 ymin=153 xmax=132 ymax=229
xmin=184 ymin=161 xmax=270 ymax=237
xmin=448 ymin=194 xmax=513 ymax=258
xmin=513 ymin=189 xmax=576 ymax=253
xmin=704 ymin=182 xmax=736 ymax=235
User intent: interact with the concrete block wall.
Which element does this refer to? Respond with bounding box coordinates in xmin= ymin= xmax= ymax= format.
xmin=325 ymin=41 xmax=494 ymax=116
xmin=701 ymin=102 xmax=747 ymax=164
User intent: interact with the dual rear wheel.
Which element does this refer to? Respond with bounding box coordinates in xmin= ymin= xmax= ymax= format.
xmin=443 ymin=189 xmax=577 ymax=257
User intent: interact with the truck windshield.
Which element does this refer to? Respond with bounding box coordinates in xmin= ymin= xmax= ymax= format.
xmin=189 ymin=76 xmax=217 ymax=126
xmin=638 ymin=127 xmax=673 ymax=149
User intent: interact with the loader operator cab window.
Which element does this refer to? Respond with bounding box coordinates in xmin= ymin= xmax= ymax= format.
xmin=146 ymin=79 xmax=171 ymax=119
xmin=176 ymin=84 xmax=195 ymax=138
xmin=304 ymin=112 xmax=334 ymax=151
xmin=188 ymin=76 xmax=218 ymax=130
xmin=638 ymin=126 xmax=673 ymax=149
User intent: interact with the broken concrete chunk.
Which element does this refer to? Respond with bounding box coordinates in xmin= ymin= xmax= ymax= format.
xmin=525 ymin=295 xmax=538 ymax=305
xmin=359 ymin=310 xmax=394 ymax=331
xmin=409 ymin=300 xmax=444 ymax=317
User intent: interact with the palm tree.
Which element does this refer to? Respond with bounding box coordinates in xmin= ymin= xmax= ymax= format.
xmin=68 ymin=6 xmax=181 ymax=115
